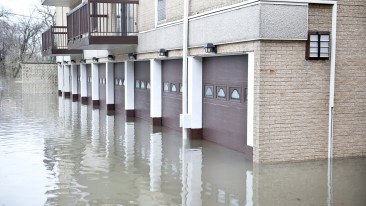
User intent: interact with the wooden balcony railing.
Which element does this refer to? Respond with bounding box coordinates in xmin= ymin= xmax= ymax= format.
xmin=42 ymin=26 xmax=82 ymax=56
xmin=67 ymin=0 xmax=139 ymax=49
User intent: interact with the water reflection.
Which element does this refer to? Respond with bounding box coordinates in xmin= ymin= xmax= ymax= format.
xmin=0 ymin=80 xmax=365 ymax=206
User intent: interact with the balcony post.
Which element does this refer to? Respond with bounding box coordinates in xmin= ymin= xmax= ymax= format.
xmin=106 ymin=62 xmax=115 ymax=113
xmin=92 ymin=63 xmax=100 ymax=108
xmin=150 ymin=59 xmax=162 ymax=126
xmin=80 ymin=64 xmax=88 ymax=104
xmin=63 ymin=65 xmax=71 ymax=98
xmin=71 ymin=64 xmax=79 ymax=101
xmin=124 ymin=61 xmax=134 ymax=117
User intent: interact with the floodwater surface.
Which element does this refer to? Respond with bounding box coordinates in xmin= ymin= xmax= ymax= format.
xmin=0 ymin=79 xmax=365 ymax=206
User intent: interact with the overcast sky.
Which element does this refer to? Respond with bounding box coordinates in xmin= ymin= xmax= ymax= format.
xmin=1 ymin=0 xmax=42 ymax=16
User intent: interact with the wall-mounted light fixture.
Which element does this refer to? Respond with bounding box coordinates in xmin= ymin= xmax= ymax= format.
xmin=159 ymin=48 xmax=168 ymax=57
xmin=63 ymin=61 xmax=68 ymax=64
xmin=57 ymin=62 xmax=62 ymax=65
xmin=70 ymin=60 xmax=76 ymax=64
xmin=80 ymin=59 xmax=86 ymax=64
xmin=204 ymin=43 xmax=217 ymax=53
xmin=107 ymin=55 xmax=115 ymax=61
xmin=128 ymin=53 xmax=136 ymax=60
xmin=92 ymin=57 xmax=99 ymax=63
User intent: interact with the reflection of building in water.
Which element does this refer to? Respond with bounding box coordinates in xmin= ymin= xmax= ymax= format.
xmin=124 ymin=122 xmax=135 ymax=169
xmin=150 ymin=132 xmax=162 ymax=192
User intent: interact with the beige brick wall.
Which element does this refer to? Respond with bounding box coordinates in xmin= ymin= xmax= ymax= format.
xmin=190 ymin=0 xmax=249 ymax=15
xmin=138 ymin=0 xmax=155 ymax=31
xmin=253 ymin=4 xmax=333 ymax=163
xmin=333 ymin=0 xmax=366 ymax=158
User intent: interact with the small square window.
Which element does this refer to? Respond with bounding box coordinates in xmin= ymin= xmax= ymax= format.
xmin=229 ymin=87 xmax=241 ymax=102
xmin=306 ymin=31 xmax=330 ymax=60
xmin=216 ymin=86 xmax=227 ymax=100
xmin=204 ymin=85 xmax=214 ymax=98
xmin=171 ymin=83 xmax=177 ymax=93
xmin=163 ymin=82 xmax=169 ymax=92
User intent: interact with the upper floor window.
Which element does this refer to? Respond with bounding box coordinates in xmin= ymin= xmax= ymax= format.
xmin=157 ymin=0 xmax=166 ymax=22
xmin=306 ymin=31 xmax=330 ymax=60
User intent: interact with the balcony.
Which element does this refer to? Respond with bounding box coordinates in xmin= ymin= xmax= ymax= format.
xmin=42 ymin=26 xmax=82 ymax=56
xmin=67 ymin=0 xmax=139 ymax=50
xmin=41 ymin=0 xmax=76 ymax=7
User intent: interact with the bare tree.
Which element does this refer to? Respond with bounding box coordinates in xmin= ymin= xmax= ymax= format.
xmin=0 ymin=6 xmax=55 ymax=78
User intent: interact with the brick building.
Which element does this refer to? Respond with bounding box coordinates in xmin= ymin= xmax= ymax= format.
xmin=41 ymin=0 xmax=366 ymax=162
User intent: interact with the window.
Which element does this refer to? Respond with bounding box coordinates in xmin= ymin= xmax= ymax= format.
xmin=157 ymin=0 xmax=166 ymax=21
xmin=163 ymin=82 xmax=169 ymax=92
xmin=135 ymin=80 xmax=140 ymax=88
xmin=216 ymin=86 xmax=226 ymax=100
xmin=229 ymin=87 xmax=241 ymax=101
xmin=204 ymin=85 xmax=214 ymax=98
xmin=141 ymin=81 xmax=146 ymax=89
xmin=146 ymin=82 xmax=150 ymax=89
xmin=179 ymin=83 xmax=182 ymax=94
xmin=122 ymin=79 xmax=125 ymax=86
xmin=306 ymin=31 xmax=330 ymax=60
xmin=115 ymin=79 xmax=118 ymax=85
xmin=171 ymin=83 xmax=177 ymax=93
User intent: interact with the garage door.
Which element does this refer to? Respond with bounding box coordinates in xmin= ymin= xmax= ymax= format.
xmin=87 ymin=64 xmax=92 ymax=105
xmin=134 ymin=61 xmax=150 ymax=121
xmin=202 ymin=55 xmax=249 ymax=154
xmin=162 ymin=59 xmax=182 ymax=131
xmin=99 ymin=63 xmax=106 ymax=109
xmin=114 ymin=62 xmax=125 ymax=113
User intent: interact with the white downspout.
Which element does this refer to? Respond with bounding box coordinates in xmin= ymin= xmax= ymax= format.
xmin=328 ymin=2 xmax=337 ymax=159
xmin=182 ymin=0 xmax=189 ymax=137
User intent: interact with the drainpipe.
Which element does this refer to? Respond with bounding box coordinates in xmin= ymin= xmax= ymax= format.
xmin=328 ymin=2 xmax=337 ymax=160
xmin=182 ymin=0 xmax=189 ymax=137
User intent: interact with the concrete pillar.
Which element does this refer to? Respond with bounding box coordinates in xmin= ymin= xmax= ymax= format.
xmin=247 ymin=52 xmax=254 ymax=147
xmin=80 ymin=64 xmax=88 ymax=104
xmin=71 ymin=64 xmax=78 ymax=101
xmin=58 ymin=64 xmax=63 ymax=96
xmin=92 ymin=63 xmax=99 ymax=108
xmin=63 ymin=65 xmax=71 ymax=98
xmin=106 ymin=62 xmax=115 ymax=112
xmin=150 ymin=59 xmax=162 ymax=126
xmin=182 ymin=57 xmax=202 ymax=138
xmin=149 ymin=131 xmax=162 ymax=192
xmin=125 ymin=61 xmax=135 ymax=117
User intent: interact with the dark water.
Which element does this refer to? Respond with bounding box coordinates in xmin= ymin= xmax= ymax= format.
xmin=0 ymin=79 xmax=365 ymax=206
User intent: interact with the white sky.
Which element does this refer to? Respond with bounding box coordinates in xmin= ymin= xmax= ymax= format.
xmin=0 ymin=0 xmax=42 ymax=16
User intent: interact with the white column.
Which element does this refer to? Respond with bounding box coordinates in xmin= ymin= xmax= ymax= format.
xmin=63 ymin=65 xmax=71 ymax=94
xmin=247 ymin=52 xmax=254 ymax=147
xmin=188 ymin=57 xmax=202 ymax=128
xmin=80 ymin=64 xmax=87 ymax=101
xmin=149 ymin=132 xmax=162 ymax=192
xmin=125 ymin=61 xmax=134 ymax=112
xmin=106 ymin=62 xmax=115 ymax=107
xmin=71 ymin=64 xmax=78 ymax=100
xmin=92 ymin=63 xmax=99 ymax=103
xmin=58 ymin=64 xmax=63 ymax=93
xmin=150 ymin=59 xmax=162 ymax=119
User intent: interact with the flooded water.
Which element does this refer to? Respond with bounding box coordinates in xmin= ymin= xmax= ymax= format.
xmin=0 ymin=79 xmax=365 ymax=206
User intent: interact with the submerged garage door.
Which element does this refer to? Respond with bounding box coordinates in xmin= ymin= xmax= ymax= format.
xmin=114 ymin=62 xmax=125 ymax=113
xmin=99 ymin=63 xmax=106 ymax=109
xmin=202 ymin=55 xmax=248 ymax=153
xmin=162 ymin=59 xmax=182 ymax=131
xmin=134 ymin=61 xmax=150 ymax=121
xmin=87 ymin=64 xmax=92 ymax=105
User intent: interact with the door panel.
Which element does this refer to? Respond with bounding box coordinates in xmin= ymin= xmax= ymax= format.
xmin=134 ymin=61 xmax=150 ymax=121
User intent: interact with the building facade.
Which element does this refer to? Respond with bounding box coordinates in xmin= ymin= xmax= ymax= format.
xmin=41 ymin=0 xmax=366 ymax=163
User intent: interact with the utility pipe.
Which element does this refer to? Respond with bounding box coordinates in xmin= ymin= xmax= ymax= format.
xmin=182 ymin=0 xmax=189 ymax=137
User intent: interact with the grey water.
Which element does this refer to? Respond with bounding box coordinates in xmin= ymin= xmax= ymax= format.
xmin=0 ymin=79 xmax=365 ymax=206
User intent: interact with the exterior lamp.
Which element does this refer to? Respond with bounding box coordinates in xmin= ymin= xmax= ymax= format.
xmin=57 ymin=62 xmax=61 ymax=65
xmin=204 ymin=43 xmax=217 ymax=53
xmin=108 ymin=55 xmax=115 ymax=60
xmin=128 ymin=53 xmax=136 ymax=60
xmin=92 ymin=57 xmax=99 ymax=62
xmin=159 ymin=48 xmax=168 ymax=57
xmin=70 ymin=60 xmax=76 ymax=64
xmin=80 ymin=59 xmax=86 ymax=64
xmin=63 ymin=61 xmax=68 ymax=64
